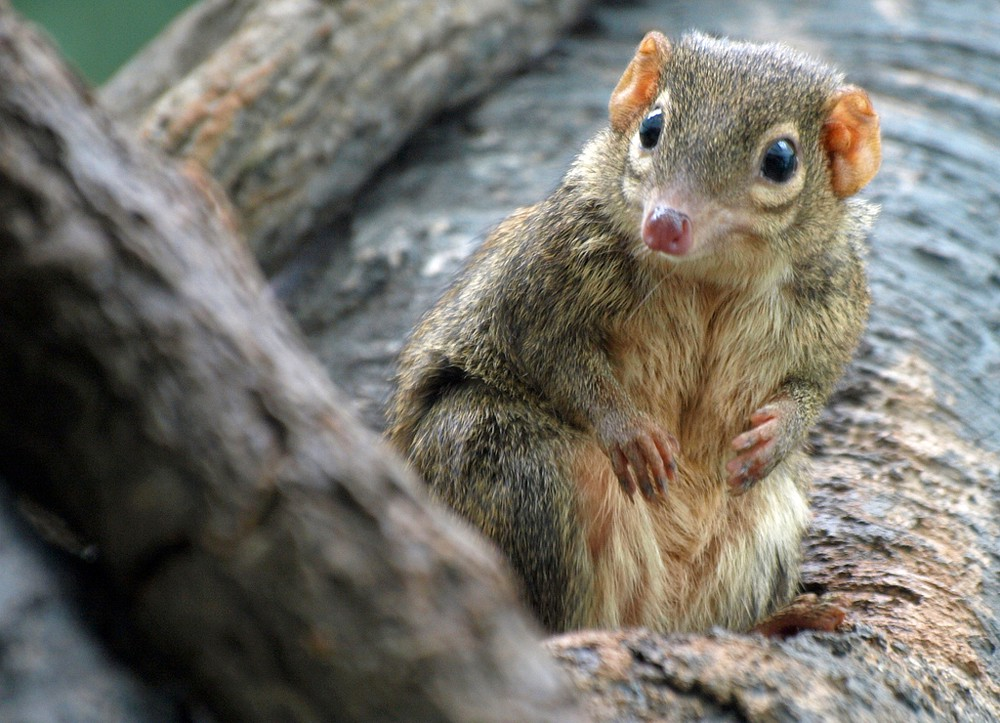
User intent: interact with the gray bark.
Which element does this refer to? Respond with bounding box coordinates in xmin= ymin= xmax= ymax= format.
xmin=0 ymin=7 xmax=581 ymax=721
xmin=2 ymin=0 xmax=998 ymax=720
xmin=100 ymin=0 xmax=592 ymax=270
xmin=279 ymin=0 xmax=1000 ymax=718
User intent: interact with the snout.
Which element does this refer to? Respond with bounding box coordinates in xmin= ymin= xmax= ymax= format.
xmin=642 ymin=203 xmax=692 ymax=256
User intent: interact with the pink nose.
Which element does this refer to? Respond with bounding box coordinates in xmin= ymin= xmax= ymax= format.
xmin=642 ymin=204 xmax=693 ymax=256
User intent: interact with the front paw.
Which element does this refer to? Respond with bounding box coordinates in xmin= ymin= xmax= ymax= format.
xmin=726 ymin=399 xmax=796 ymax=494
xmin=599 ymin=415 xmax=678 ymax=502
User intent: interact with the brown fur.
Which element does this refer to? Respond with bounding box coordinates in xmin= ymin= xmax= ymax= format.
xmin=387 ymin=31 xmax=878 ymax=633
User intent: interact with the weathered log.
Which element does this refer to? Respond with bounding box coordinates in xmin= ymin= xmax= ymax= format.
xmin=273 ymin=0 xmax=1000 ymax=716
xmin=100 ymin=0 xmax=592 ymax=270
xmin=0 ymin=7 xmax=582 ymax=721
xmin=4 ymin=0 xmax=999 ymax=719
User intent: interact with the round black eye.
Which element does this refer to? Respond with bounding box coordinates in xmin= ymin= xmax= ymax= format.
xmin=761 ymin=138 xmax=798 ymax=183
xmin=638 ymin=109 xmax=664 ymax=149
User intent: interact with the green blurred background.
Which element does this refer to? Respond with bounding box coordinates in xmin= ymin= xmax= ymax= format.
xmin=11 ymin=1 xmax=196 ymax=83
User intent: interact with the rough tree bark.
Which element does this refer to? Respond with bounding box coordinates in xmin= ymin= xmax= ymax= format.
xmin=99 ymin=0 xmax=592 ymax=270
xmin=0 ymin=8 xmax=582 ymax=721
xmin=2 ymin=0 xmax=999 ymax=720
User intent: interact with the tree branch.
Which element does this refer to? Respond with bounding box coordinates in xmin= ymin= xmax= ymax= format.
xmin=3 ymin=1 xmax=997 ymax=720
xmin=100 ymin=0 xmax=592 ymax=270
xmin=0 ymin=8 xmax=581 ymax=720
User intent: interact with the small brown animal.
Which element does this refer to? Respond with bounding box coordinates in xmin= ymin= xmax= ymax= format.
xmin=387 ymin=31 xmax=880 ymax=633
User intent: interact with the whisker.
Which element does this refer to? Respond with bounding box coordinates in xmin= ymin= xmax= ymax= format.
xmin=626 ymin=274 xmax=669 ymax=324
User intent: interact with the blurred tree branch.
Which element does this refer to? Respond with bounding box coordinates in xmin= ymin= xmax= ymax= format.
xmin=100 ymin=0 xmax=592 ymax=270
xmin=1 ymin=0 xmax=997 ymax=720
xmin=0 ymin=6 xmax=582 ymax=720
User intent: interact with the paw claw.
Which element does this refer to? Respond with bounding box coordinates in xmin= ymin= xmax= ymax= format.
xmin=600 ymin=416 xmax=678 ymax=503
xmin=727 ymin=403 xmax=791 ymax=493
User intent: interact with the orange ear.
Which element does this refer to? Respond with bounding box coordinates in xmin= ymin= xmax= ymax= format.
xmin=822 ymin=86 xmax=881 ymax=197
xmin=609 ymin=31 xmax=671 ymax=133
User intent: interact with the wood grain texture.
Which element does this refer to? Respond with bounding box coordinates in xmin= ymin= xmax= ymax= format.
xmin=273 ymin=0 xmax=1000 ymax=717
xmin=101 ymin=0 xmax=592 ymax=269
xmin=2 ymin=0 xmax=998 ymax=719
xmin=0 ymin=9 xmax=581 ymax=721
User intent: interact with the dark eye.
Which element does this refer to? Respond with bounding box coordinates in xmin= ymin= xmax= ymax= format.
xmin=638 ymin=109 xmax=664 ymax=149
xmin=761 ymin=138 xmax=798 ymax=183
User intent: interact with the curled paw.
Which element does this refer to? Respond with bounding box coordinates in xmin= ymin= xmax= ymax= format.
xmin=726 ymin=400 xmax=794 ymax=494
xmin=600 ymin=416 xmax=678 ymax=502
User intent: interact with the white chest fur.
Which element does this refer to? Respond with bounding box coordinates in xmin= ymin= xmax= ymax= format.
xmin=576 ymin=274 xmax=810 ymax=630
